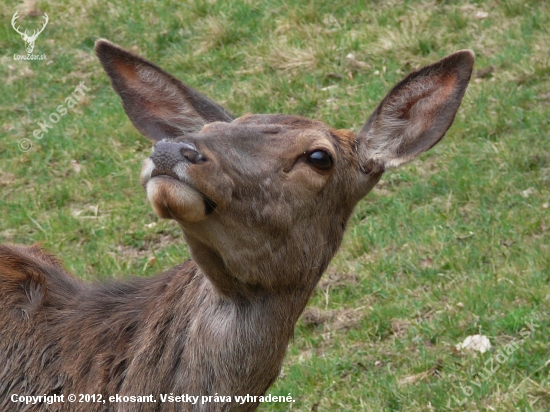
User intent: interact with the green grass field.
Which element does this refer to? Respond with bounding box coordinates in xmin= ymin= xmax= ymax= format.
xmin=1 ymin=0 xmax=549 ymax=410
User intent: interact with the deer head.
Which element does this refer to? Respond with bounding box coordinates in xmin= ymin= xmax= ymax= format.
xmin=95 ymin=40 xmax=473 ymax=300
xmin=11 ymin=11 xmax=49 ymax=54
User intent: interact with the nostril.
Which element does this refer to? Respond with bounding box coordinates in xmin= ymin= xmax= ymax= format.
xmin=181 ymin=148 xmax=206 ymax=164
xmin=151 ymin=141 xmax=206 ymax=167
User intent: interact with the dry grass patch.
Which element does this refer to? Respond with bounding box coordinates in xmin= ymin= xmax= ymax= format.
xmin=300 ymin=306 xmax=366 ymax=332
xmin=192 ymin=14 xmax=232 ymax=54
xmin=265 ymin=43 xmax=318 ymax=72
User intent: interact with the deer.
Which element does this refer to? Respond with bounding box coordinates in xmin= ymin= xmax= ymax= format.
xmin=11 ymin=11 xmax=49 ymax=54
xmin=0 ymin=39 xmax=474 ymax=411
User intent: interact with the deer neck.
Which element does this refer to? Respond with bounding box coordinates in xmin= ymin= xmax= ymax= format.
xmin=183 ymin=227 xmax=337 ymax=303
xmin=180 ymin=268 xmax=315 ymax=399
xmin=178 ymin=233 xmax=336 ymax=397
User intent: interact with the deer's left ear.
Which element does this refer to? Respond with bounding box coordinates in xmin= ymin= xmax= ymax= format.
xmin=356 ymin=51 xmax=474 ymax=172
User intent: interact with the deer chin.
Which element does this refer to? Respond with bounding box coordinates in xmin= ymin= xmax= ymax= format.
xmin=145 ymin=176 xmax=210 ymax=222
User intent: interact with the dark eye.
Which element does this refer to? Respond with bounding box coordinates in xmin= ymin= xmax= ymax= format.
xmin=307 ymin=150 xmax=333 ymax=170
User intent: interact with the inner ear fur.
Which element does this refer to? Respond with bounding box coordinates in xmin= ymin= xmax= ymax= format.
xmin=357 ymin=50 xmax=475 ymax=171
xmin=95 ymin=39 xmax=235 ymax=141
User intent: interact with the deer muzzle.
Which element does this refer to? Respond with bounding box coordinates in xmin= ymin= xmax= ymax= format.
xmin=141 ymin=141 xmax=216 ymax=222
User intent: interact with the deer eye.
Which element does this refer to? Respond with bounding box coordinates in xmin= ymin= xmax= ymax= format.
xmin=307 ymin=150 xmax=333 ymax=170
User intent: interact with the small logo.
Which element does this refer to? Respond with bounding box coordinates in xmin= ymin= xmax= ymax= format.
xmin=11 ymin=11 xmax=49 ymax=54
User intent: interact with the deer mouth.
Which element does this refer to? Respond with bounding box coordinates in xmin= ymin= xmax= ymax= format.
xmin=150 ymin=167 xmax=184 ymax=182
xmin=141 ymin=161 xmax=217 ymax=221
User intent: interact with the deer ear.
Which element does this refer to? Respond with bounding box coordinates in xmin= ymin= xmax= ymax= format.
xmin=356 ymin=51 xmax=474 ymax=172
xmin=95 ymin=39 xmax=235 ymax=141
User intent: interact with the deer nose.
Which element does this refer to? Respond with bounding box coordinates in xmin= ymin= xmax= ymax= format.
xmin=150 ymin=141 xmax=206 ymax=169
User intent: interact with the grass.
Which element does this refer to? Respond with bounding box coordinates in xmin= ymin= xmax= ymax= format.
xmin=1 ymin=0 xmax=549 ymax=410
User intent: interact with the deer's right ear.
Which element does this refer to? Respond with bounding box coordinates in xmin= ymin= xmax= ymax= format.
xmin=95 ymin=39 xmax=235 ymax=141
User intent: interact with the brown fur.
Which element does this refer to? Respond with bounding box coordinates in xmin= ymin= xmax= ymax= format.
xmin=0 ymin=41 xmax=473 ymax=411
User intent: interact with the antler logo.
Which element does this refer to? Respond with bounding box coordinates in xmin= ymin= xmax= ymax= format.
xmin=11 ymin=11 xmax=49 ymax=54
